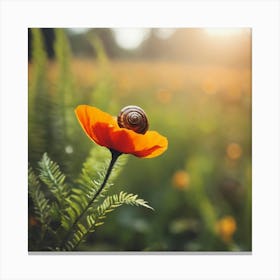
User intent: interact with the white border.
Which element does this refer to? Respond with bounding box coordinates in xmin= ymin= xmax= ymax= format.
xmin=0 ymin=1 xmax=279 ymax=280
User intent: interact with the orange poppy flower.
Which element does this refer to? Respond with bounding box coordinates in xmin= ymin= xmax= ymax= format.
xmin=75 ymin=105 xmax=168 ymax=158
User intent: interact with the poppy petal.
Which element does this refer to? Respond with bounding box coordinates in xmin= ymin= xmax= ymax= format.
xmin=75 ymin=105 xmax=168 ymax=158
xmin=75 ymin=105 xmax=118 ymax=146
xmin=131 ymin=131 xmax=168 ymax=158
xmin=108 ymin=129 xmax=168 ymax=158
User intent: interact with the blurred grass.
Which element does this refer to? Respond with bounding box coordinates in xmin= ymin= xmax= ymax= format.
xmin=28 ymin=28 xmax=251 ymax=251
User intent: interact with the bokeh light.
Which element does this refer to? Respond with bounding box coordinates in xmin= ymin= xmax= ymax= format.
xmin=112 ymin=28 xmax=150 ymax=49
xmin=226 ymin=143 xmax=243 ymax=160
xmin=172 ymin=170 xmax=190 ymax=190
xmin=215 ymin=216 xmax=237 ymax=243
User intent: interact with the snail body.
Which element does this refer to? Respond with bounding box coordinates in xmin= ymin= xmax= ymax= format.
xmin=117 ymin=105 xmax=149 ymax=134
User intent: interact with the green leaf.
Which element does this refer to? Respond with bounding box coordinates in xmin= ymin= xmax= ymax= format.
xmin=38 ymin=153 xmax=69 ymax=210
xmin=63 ymin=191 xmax=153 ymax=251
xmin=28 ymin=166 xmax=51 ymax=227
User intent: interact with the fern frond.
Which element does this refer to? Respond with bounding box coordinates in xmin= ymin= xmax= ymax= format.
xmin=61 ymin=146 xmax=127 ymax=231
xmin=28 ymin=28 xmax=52 ymax=165
xmin=96 ymin=191 xmax=154 ymax=214
xmin=52 ymin=28 xmax=74 ymax=159
xmin=28 ymin=166 xmax=51 ymax=226
xmin=63 ymin=191 xmax=153 ymax=251
xmin=38 ymin=153 xmax=69 ymax=209
xmin=76 ymin=146 xmax=127 ymax=200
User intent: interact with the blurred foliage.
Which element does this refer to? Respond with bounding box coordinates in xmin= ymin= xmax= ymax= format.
xmin=28 ymin=148 xmax=152 ymax=251
xmin=28 ymin=28 xmax=252 ymax=251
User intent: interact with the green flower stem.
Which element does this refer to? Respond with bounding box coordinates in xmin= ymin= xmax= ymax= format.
xmin=60 ymin=149 xmax=122 ymax=250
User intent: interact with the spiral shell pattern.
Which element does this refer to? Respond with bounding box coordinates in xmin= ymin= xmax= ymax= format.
xmin=117 ymin=105 xmax=149 ymax=134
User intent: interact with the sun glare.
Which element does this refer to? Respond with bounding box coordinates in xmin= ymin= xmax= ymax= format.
xmin=204 ymin=28 xmax=242 ymax=36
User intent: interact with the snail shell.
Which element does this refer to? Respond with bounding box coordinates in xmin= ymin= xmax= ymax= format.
xmin=117 ymin=105 xmax=149 ymax=134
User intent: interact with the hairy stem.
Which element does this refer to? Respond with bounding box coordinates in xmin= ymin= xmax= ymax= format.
xmin=60 ymin=150 xmax=121 ymax=250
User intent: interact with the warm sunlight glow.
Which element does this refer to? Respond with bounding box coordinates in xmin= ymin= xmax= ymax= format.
xmin=204 ymin=28 xmax=242 ymax=36
xmin=112 ymin=28 xmax=150 ymax=49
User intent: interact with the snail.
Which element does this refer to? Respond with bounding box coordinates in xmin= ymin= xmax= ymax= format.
xmin=117 ymin=105 xmax=149 ymax=134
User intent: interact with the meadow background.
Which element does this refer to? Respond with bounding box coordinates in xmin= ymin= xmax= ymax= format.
xmin=28 ymin=28 xmax=251 ymax=251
